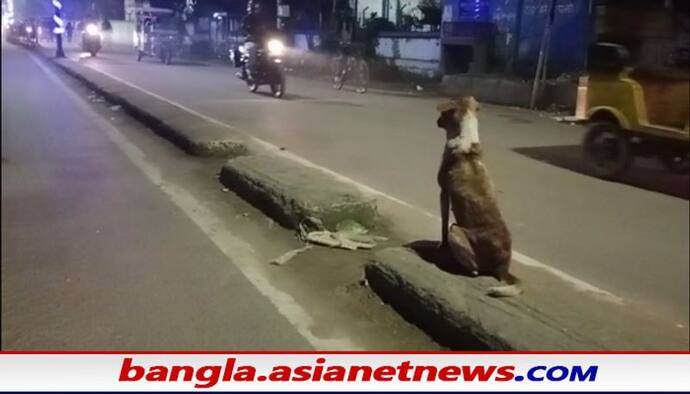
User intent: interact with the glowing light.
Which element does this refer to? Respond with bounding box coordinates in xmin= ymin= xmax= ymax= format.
xmin=85 ymin=23 xmax=100 ymax=35
xmin=267 ymin=39 xmax=285 ymax=56
xmin=2 ymin=14 xmax=12 ymax=29
xmin=25 ymin=25 xmax=32 ymax=33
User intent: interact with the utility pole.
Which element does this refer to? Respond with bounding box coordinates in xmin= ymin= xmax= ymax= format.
xmin=277 ymin=0 xmax=289 ymax=31
xmin=508 ymin=0 xmax=524 ymax=74
xmin=529 ymin=0 xmax=557 ymax=109
xmin=353 ymin=0 xmax=358 ymax=37
xmin=52 ymin=0 xmax=65 ymax=58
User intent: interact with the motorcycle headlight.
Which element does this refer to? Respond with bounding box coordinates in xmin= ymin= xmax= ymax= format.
xmin=85 ymin=23 xmax=100 ymax=36
xmin=267 ymin=39 xmax=285 ymax=56
xmin=25 ymin=26 xmax=32 ymax=34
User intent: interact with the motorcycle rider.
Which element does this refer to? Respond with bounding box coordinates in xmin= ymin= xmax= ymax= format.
xmin=240 ymin=0 xmax=270 ymax=80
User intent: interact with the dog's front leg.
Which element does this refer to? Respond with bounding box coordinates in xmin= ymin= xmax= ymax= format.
xmin=438 ymin=148 xmax=452 ymax=248
xmin=440 ymin=189 xmax=450 ymax=248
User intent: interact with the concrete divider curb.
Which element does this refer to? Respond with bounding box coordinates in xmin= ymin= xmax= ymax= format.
xmin=366 ymin=247 xmax=603 ymax=350
xmin=42 ymin=50 xmax=380 ymax=231
xmin=50 ymin=57 xmax=248 ymax=157
xmin=220 ymin=155 xmax=379 ymax=230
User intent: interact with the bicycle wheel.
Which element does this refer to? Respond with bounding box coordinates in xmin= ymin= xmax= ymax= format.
xmin=330 ymin=56 xmax=345 ymax=90
xmin=354 ymin=58 xmax=369 ymax=93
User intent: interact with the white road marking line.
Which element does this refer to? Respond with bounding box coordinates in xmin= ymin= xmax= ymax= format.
xmin=30 ymin=51 xmax=358 ymax=350
xmin=196 ymin=97 xmax=359 ymax=105
xmin=74 ymin=57 xmax=624 ymax=304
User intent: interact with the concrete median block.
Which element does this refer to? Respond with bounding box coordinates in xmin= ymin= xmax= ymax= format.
xmin=365 ymin=247 xmax=597 ymax=350
xmin=220 ymin=155 xmax=378 ymax=230
xmin=50 ymin=58 xmax=247 ymax=157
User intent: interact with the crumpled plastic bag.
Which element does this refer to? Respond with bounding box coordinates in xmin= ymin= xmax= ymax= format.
xmin=298 ymin=217 xmax=383 ymax=251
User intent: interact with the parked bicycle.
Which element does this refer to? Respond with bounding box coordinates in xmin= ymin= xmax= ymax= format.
xmin=330 ymin=42 xmax=369 ymax=94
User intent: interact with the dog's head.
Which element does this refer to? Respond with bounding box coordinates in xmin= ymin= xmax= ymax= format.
xmin=436 ymin=97 xmax=481 ymax=136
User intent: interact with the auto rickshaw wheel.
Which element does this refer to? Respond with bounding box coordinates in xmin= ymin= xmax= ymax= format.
xmin=583 ymin=122 xmax=632 ymax=179
xmin=659 ymin=148 xmax=690 ymax=175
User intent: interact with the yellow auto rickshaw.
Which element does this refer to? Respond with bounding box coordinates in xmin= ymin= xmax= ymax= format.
xmin=576 ymin=43 xmax=689 ymax=178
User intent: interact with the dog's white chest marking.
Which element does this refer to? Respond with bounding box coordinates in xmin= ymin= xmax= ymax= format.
xmin=447 ymin=112 xmax=479 ymax=153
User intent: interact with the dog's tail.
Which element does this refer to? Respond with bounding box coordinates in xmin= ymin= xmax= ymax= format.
xmin=486 ymin=270 xmax=523 ymax=298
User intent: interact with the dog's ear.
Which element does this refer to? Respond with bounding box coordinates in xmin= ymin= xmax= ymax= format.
xmin=456 ymin=97 xmax=472 ymax=114
xmin=436 ymin=99 xmax=458 ymax=113
xmin=469 ymin=96 xmax=481 ymax=112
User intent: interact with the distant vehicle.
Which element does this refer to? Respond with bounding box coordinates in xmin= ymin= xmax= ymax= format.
xmin=81 ymin=23 xmax=102 ymax=56
xmin=236 ymin=37 xmax=286 ymax=98
xmin=6 ymin=20 xmax=38 ymax=48
xmin=132 ymin=7 xmax=183 ymax=65
xmin=577 ymin=43 xmax=689 ymax=178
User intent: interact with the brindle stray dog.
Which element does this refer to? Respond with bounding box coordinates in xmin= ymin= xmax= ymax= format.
xmin=436 ymin=97 xmax=522 ymax=297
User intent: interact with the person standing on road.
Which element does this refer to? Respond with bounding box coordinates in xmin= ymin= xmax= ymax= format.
xmin=65 ymin=22 xmax=73 ymax=43
xmin=101 ymin=17 xmax=112 ymax=49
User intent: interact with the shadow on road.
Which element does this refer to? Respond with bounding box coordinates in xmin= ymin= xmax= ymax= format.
xmin=494 ymin=113 xmax=534 ymax=124
xmin=242 ymin=91 xmax=316 ymax=101
xmin=405 ymin=240 xmax=475 ymax=277
xmin=304 ymin=99 xmax=364 ymax=108
xmin=167 ymin=60 xmax=209 ymax=67
xmin=281 ymin=93 xmax=317 ymax=101
xmin=514 ymin=144 xmax=690 ymax=200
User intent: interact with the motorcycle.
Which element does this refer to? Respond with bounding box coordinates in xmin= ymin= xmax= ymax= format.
xmin=82 ymin=23 xmax=102 ymax=57
xmin=23 ymin=23 xmax=38 ymax=48
xmin=235 ymin=38 xmax=286 ymax=98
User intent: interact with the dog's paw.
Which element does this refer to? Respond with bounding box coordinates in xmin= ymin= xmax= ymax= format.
xmin=486 ymin=284 xmax=523 ymax=298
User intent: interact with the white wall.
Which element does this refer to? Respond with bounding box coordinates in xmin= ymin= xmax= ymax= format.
xmin=109 ymin=20 xmax=135 ymax=48
xmin=288 ymin=31 xmax=442 ymax=78
xmin=376 ymin=35 xmax=441 ymax=77
xmin=357 ymin=0 xmax=383 ymax=21
xmin=377 ymin=35 xmax=440 ymax=61
xmin=293 ymin=33 xmax=311 ymax=50
xmin=357 ymin=0 xmax=424 ymax=25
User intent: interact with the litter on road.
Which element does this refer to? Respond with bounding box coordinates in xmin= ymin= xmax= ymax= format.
xmin=270 ymin=245 xmax=314 ymax=266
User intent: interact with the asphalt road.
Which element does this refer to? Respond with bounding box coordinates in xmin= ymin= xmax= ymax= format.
xmin=1 ymin=43 xmax=313 ymax=349
xmin=59 ymin=47 xmax=689 ymax=325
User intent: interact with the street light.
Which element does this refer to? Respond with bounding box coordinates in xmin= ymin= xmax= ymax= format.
xmin=52 ymin=0 xmax=65 ymax=57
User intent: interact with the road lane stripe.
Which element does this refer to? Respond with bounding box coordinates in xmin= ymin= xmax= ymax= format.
xmin=30 ymin=50 xmax=358 ymax=350
xmin=72 ymin=57 xmax=624 ymax=304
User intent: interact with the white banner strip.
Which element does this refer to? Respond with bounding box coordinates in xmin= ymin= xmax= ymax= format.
xmin=0 ymin=353 xmax=689 ymax=392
